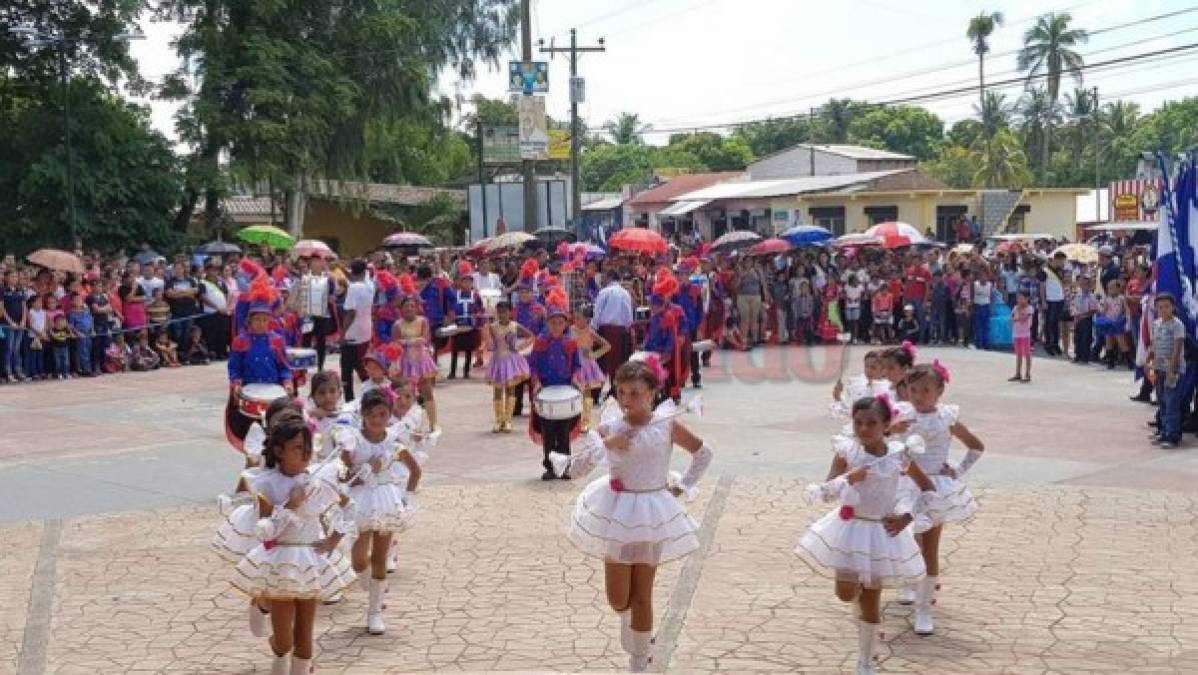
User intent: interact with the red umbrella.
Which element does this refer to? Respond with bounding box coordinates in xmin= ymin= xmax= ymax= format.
xmin=747 ymin=237 xmax=793 ymax=256
xmin=864 ymin=221 xmax=925 ymax=249
xmin=995 ymin=240 xmax=1024 ymax=255
xmin=609 ymin=228 xmax=668 ymax=255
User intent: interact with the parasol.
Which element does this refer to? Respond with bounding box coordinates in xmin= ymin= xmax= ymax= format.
xmin=26 ymin=248 xmax=84 ymax=274
xmin=293 ymin=239 xmax=335 ymax=258
xmin=466 ymin=237 xmax=494 ymax=258
xmin=832 ymin=233 xmax=884 ymax=248
xmin=609 ymin=228 xmax=668 ymax=255
xmin=863 ymin=221 xmax=926 ymax=249
xmin=995 ymin=240 xmax=1024 ymax=255
xmin=534 ymin=226 xmax=577 ymax=244
xmin=196 ymin=240 xmax=241 ymax=255
xmin=236 ymin=224 xmax=295 ymax=250
xmin=382 ymin=231 xmax=432 ymax=248
xmin=1052 ymin=243 xmax=1099 ymax=264
xmin=779 ymin=225 xmax=833 ymax=247
xmin=485 ymin=231 xmax=537 ymax=253
xmin=747 ymin=238 xmax=793 ymax=257
xmin=711 ymin=230 xmax=762 ymax=252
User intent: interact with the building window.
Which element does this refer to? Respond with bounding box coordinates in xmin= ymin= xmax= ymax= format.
xmin=1008 ymin=205 xmax=1030 ymax=233
xmin=864 ymin=206 xmax=898 ymax=225
xmin=935 ymin=205 xmax=968 ymax=242
xmin=809 ymin=207 xmax=846 ymax=236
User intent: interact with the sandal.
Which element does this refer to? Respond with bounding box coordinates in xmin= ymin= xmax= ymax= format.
xmin=1007 ymin=376 xmax=1022 ymax=382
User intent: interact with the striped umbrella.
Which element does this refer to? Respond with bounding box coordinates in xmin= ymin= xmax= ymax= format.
xmin=747 ymin=238 xmax=793 ymax=257
xmin=863 ymin=221 xmax=925 ymax=249
xmin=711 ymin=230 xmax=761 ymax=252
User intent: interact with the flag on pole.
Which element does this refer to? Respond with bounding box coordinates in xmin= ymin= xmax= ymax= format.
xmin=1153 ymin=154 xmax=1198 ymax=338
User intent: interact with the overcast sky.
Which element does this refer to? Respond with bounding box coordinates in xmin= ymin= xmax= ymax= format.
xmin=131 ymin=0 xmax=1198 ymax=147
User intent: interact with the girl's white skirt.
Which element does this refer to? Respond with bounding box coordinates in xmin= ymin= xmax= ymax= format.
xmin=232 ymin=542 xmax=356 ymax=602
xmin=567 ymin=475 xmax=700 ymax=566
xmin=349 ymin=482 xmax=413 ymax=534
xmin=900 ymin=475 xmax=977 ymax=533
xmin=796 ymin=510 xmax=926 ymax=588
xmin=212 ymin=497 xmax=259 ymax=564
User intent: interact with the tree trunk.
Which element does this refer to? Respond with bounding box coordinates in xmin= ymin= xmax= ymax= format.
xmin=283 ymin=166 xmax=308 ymax=238
xmin=978 ymin=53 xmax=985 ymax=120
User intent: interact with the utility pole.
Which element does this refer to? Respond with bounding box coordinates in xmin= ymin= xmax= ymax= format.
xmin=808 ymin=107 xmax=817 ymax=176
xmin=1092 ymin=86 xmax=1101 ymax=222
xmin=540 ymin=29 xmax=605 ymax=232
xmin=520 ymin=0 xmax=538 ymax=232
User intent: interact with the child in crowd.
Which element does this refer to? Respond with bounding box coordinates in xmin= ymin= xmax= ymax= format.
xmin=721 ymin=315 xmax=747 ymax=351
xmin=105 ymin=333 xmax=130 ymax=373
xmin=26 ymin=295 xmax=47 ymax=380
xmin=897 ymin=304 xmax=921 ymax=344
xmin=872 ymin=283 xmax=893 ymax=344
xmin=49 ymin=314 xmax=72 ymax=379
xmin=1096 ymin=280 xmax=1132 ymax=370
xmin=929 ymin=271 xmax=950 ymax=345
xmin=67 ymin=293 xmax=95 ymax=377
xmin=954 ymin=269 xmax=973 ymax=348
xmin=843 ymin=274 xmax=865 ymax=344
xmin=184 ymin=324 xmax=211 ymax=365
xmin=791 ymin=277 xmax=816 ymax=345
xmin=1149 ymin=292 xmax=1187 ymax=448
xmin=1010 ymin=290 xmax=1034 ymax=382
xmin=130 ymin=330 xmax=161 ymax=371
xmin=147 ymin=288 xmax=171 ymax=328
xmin=155 ymin=329 xmax=182 ymax=367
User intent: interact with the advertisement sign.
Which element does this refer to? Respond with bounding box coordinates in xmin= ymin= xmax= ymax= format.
xmin=548 ymin=130 xmax=571 ymax=161
xmin=509 ymin=61 xmax=549 ymax=94
xmin=518 ymin=96 xmax=549 ymax=160
xmin=481 ymin=126 xmax=520 ymax=165
xmin=1113 ymin=193 xmax=1139 ymax=221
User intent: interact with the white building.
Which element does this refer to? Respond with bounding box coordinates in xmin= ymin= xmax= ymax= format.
xmin=747 ymin=144 xmax=916 ymax=180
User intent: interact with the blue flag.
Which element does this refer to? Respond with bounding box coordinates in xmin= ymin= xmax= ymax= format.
xmin=1154 ymin=153 xmax=1198 ymax=338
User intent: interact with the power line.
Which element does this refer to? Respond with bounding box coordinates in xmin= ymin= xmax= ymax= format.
xmin=652 ymin=4 xmax=1198 ymax=126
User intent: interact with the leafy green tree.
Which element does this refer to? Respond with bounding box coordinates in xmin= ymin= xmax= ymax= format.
xmin=971 ymin=129 xmax=1033 ymax=188
xmin=946 ymin=120 xmax=983 ymax=150
xmin=603 ymin=112 xmax=650 ymax=145
xmin=1017 ymin=12 xmax=1087 ymax=175
xmin=734 ymin=117 xmax=814 ymax=157
xmin=816 ymin=98 xmax=867 ymax=143
xmin=921 ymin=144 xmax=974 ymax=189
xmin=1131 ymin=98 xmax=1198 ymax=162
xmin=847 ymin=105 xmax=944 ymax=161
xmin=666 ymin=133 xmax=754 ymax=171
xmin=975 ymin=91 xmax=1012 ymax=142
xmin=580 ymin=143 xmax=656 ymax=192
xmin=1017 ymin=86 xmax=1061 ymax=181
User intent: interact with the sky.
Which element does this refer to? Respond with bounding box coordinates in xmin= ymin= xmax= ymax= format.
xmin=130 ymin=0 xmax=1198 ymax=148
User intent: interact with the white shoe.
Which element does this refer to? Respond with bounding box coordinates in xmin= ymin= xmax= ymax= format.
xmin=617 ymin=609 xmax=632 ymax=652
xmin=248 ymin=600 xmax=269 ymax=637
xmin=367 ymin=578 xmax=386 ymax=635
xmin=896 ymin=583 xmax=916 ymax=605
xmin=290 ymin=655 xmax=312 ymax=675
xmin=857 ymin=620 xmax=878 ymax=675
xmin=914 ymin=575 xmax=938 ymax=636
xmin=627 ymin=629 xmax=653 ymax=672
xmin=270 ymin=652 xmax=290 ymax=675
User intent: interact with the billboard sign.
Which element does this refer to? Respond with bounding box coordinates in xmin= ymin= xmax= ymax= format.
xmin=509 ymin=61 xmax=548 ymax=94
xmin=518 ymin=96 xmax=549 ymax=160
xmin=481 ymin=126 xmax=520 ymax=165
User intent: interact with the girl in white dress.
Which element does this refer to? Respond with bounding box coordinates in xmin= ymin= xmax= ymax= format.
xmin=830 ymin=350 xmax=893 ymax=420
xmin=344 ymin=389 xmax=422 ymax=635
xmin=384 ymin=383 xmax=436 ymax=573
xmin=797 ymin=396 xmax=935 ymax=675
xmin=557 ymin=358 xmax=714 ymax=672
xmin=229 ymin=414 xmax=357 ymax=675
xmin=893 ymin=362 xmax=985 ymax=636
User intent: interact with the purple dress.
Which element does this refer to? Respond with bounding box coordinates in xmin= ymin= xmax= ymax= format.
xmin=573 ymin=329 xmax=606 ymax=390
xmin=486 ymin=323 xmax=530 ymax=387
xmin=396 ymin=318 xmax=439 ymax=381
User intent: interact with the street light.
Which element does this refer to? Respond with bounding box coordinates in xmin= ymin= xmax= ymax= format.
xmin=7 ymin=25 xmax=143 ymax=248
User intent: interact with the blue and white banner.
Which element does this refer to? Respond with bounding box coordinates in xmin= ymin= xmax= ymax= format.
xmin=1154 ymin=153 xmax=1198 ymax=337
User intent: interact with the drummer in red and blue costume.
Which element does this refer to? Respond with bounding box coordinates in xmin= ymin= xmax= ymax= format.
xmin=373 ymin=271 xmax=402 ymax=344
xmin=675 ymin=257 xmax=706 ymax=389
xmin=225 ymin=277 xmax=294 ymax=453
xmin=511 ymin=259 xmax=547 ymax=418
xmin=642 ymin=267 xmax=688 ymax=404
xmin=417 ymin=264 xmax=454 ymax=362
xmin=528 ymin=287 xmax=582 ymax=481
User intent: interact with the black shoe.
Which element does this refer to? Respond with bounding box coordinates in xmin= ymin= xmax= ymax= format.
xmin=541 ymin=469 xmax=557 ymax=481
xmin=1130 ymin=394 xmax=1153 ymax=403
xmin=558 ymin=472 xmax=571 ymax=480
xmin=447 ymin=373 xmax=457 ymax=380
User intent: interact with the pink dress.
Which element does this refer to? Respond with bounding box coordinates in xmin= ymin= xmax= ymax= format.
xmin=572 ymin=328 xmax=606 ymax=390
xmin=395 ymin=318 xmax=439 ymax=381
xmin=486 ymin=323 xmax=530 ymax=387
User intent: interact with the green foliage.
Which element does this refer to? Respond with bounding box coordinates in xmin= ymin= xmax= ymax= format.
xmin=946 ymin=120 xmax=983 ymax=149
xmin=733 ymin=117 xmax=814 ymax=157
xmin=971 ymin=129 xmax=1033 ymax=188
xmin=847 ymin=105 xmax=944 ymax=160
xmin=603 ymin=112 xmax=650 ymax=145
xmin=402 ymin=194 xmax=463 ymax=245
xmin=666 ymin=133 xmax=754 ymax=171
xmin=0 ymin=77 xmax=181 ymax=253
xmin=1017 ymin=11 xmax=1088 ymax=105
xmin=921 ymin=145 xmax=974 ymax=189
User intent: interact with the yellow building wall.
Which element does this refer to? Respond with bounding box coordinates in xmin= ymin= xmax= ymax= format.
xmin=1018 ymin=193 xmax=1078 ymax=239
xmin=798 ymin=194 xmax=980 ymax=233
xmin=302 ymin=201 xmax=397 ymax=257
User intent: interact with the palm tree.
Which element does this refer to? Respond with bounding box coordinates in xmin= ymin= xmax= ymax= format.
xmin=966 ymin=11 xmax=1004 ymax=112
xmin=1097 ymin=100 xmax=1142 ymax=178
xmin=1017 ymin=12 xmax=1088 ymax=175
xmin=819 ymin=98 xmax=859 ymax=143
xmin=973 ymin=91 xmax=1012 ymax=142
xmin=1017 ymin=86 xmax=1061 ymax=181
xmin=971 ymin=129 xmax=1033 ymax=188
xmin=1063 ymin=87 xmax=1097 ymax=160
xmin=604 ymin=112 xmax=650 ymax=145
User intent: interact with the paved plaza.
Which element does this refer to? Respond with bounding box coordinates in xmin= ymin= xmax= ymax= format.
xmin=3 ymin=345 xmax=1198 ymax=674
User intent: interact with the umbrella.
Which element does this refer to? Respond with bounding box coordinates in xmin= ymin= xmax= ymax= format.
xmin=779 ymin=225 xmax=833 ymax=247
xmin=383 ymin=232 xmax=432 ymax=248
xmin=609 ymin=228 xmax=668 ymax=255
xmin=952 ymin=243 xmax=977 ymax=255
xmin=27 ymin=248 xmax=84 ymax=274
xmin=832 ymin=233 xmax=884 ymax=248
xmin=1053 ymin=243 xmax=1099 ymax=264
xmin=466 ymin=237 xmax=494 ymax=258
xmin=237 ymin=224 xmax=295 ymax=250
xmin=711 ymin=230 xmax=762 ymax=252
xmin=747 ymin=238 xmax=793 ymax=257
xmin=580 ymin=243 xmax=606 ymax=260
xmin=534 ymin=226 xmax=577 ymax=244
xmin=196 ymin=240 xmax=242 ymax=255
xmin=995 ymin=240 xmax=1024 ymax=255
xmin=294 ymin=239 xmax=335 ymax=258
xmin=863 ymin=221 xmax=925 ymax=249
xmin=485 ymin=231 xmax=537 ymax=253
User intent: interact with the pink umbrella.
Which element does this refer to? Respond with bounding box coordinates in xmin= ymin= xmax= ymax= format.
xmin=383 ymin=232 xmax=432 ymax=248
xmin=747 ymin=237 xmax=793 ymax=257
xmin=293 ymin=239 xmax=335 ymax=258
xmin=863 ymin=222 xmax=925 ymax=249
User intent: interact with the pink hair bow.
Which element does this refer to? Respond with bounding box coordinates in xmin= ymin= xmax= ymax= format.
xmin=931 ymin=358 xmax=952 ymax=384
xmin=876 ymin=392 xmax=900 ymax=418
xmin=642 ymin=353 xmax=669 ymax=386
xmin=901 ymin=340 xmax=919 ymax=361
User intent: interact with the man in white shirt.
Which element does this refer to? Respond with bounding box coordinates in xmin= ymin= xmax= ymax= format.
xmin=199 ymin=263 xmax=231 ymax=358
xmin=1042 ymin=252 xmax=1067 ymax=356
xmin=295 ymin=255 xmax=337 ymax=370
xmin=340 ymin=259 xmax=374 ymax=401
xmin=592 ymin=269 xmax=634 ymax=386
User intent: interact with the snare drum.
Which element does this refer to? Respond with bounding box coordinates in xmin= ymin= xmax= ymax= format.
xmin=286 ymin=347 xmax=318 ymax=370
xmin=479 ymin=288 xmax=503 ymax=317
xmin=238 ymin=383 xmax=288 ymax=419
xmin=691 ymin=340 xmax=715 ymax=353
xmin=634 ymin=306 xmax=651 ymax=322
xmin=535 ymin=385 xmax=583 ymax=420
xmin=436 ymin=325 xmax=461 ymax=338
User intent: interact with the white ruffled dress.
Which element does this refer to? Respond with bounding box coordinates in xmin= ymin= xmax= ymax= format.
xmin=230 ymin=469 xmax=357 ymax=601
xmin=346 ymin=428 xmax=414 ymax=534
xmin=830 ymin=375 xmax=894 ymax=420
xmin=213 ymin=468 xmax=266 ymax=564
xmin=796 ymin=438 xmax=926 ymax=588
xmin=895 ymin=403 xmax=977 ymax=532
xmin=567 ymin=401 xmax=701 ymax=566
xmin=388 ymin=405 xmax=435 ymax=518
